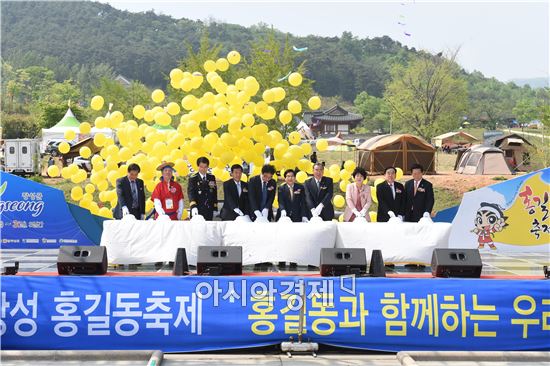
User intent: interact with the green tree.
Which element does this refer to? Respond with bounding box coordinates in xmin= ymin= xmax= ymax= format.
xmin=384 ymin=53 xmax=468 ymax=140
xmin=353 ymin=91 xmax=391 ymax=133
xmin=513 ymin=98 xmax=539 ymax=124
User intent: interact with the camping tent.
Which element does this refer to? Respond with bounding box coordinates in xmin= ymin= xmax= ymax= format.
xmin=40 ymin=108 xmax=112 ymax=153
xmin=494 ymin=133 xmax=532 ymax=171
xmin=356 ymin=134 xmax=436 ymax=174
xmin=432 ymin=131 xmax=478 ymax=148
xmin=455 ymin=145 xmax=512 ymax=175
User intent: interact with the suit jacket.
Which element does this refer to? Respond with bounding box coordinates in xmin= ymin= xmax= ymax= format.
xmin=304 ymin=176 xmax=334 ymax=221
xmin=188 ymin=172 xmax=218 ymax=220
xmin=220 ymin=179 xmax=249 ymax=220
xmin=376 ymin=181 xmax=405 ymax=222
xmin=344 ymin=183 xmax=372 ymax=222
xmin=113 ymin=176 xmax=145 ymax=219
xmin=276 ymin=183 xmax=308 ymax=222
xmin=404 ymin=178 xmax=434 ymax=222
xmin=248 ymin=175 xmax=277 ymax=221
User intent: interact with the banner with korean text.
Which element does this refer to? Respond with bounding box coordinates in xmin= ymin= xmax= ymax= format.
xmin=2 ymin=276 xmax=548 ymax=351
xmin=0 ymin=172 xmax=94 ymax=248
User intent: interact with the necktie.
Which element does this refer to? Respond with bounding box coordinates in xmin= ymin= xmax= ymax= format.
xmin=236 ymin=181 xmax=241 ymax=196
xmin=261 ymin=181 xmax=267 ymax=208
xmin=390 ymin=184 xmax=395 ymax=199
xmin=130 ymin=180 xmax=138 ymax=208
xmin=414 ymin=181 xmax=418 ymax=196
xmin=202 ymin=175 xmax=207 ymax=182
xmin=289 ymin=185 xmax=294 ymax=201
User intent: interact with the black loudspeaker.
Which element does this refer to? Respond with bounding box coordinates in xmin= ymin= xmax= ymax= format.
xmin=57 ymin=246 xmax=107 ymax=275
xmin=320 ymin=248 xmax=367 ymax=277
xmin=431 ymin=248 xmax=482 ymax=278
xmin=197 ymin=246 xmax=242 ymax=275
xmin=369 ymin=249 xmax=386 ymax=277
xmin=172 ymin=248 xmax=189 ymax=276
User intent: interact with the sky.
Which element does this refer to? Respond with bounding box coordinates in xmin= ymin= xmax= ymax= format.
xmin=102 ymin=0 xmax=550 ymax=82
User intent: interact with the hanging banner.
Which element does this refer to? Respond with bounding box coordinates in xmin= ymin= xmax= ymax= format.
xmin=0 ymin=172 xmax=94 ymax=249
xmin=449 ymin=168 xmax=549 ymax=252
xmin=2 ymin=276 xmax=548 ymax=352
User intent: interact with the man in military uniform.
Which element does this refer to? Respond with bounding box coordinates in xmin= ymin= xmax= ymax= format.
xmin=188 ymin=157 xmax=218 ymax=220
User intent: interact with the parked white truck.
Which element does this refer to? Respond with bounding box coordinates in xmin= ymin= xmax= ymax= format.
xmin=2 ymin=139 xmax=40 ymax=175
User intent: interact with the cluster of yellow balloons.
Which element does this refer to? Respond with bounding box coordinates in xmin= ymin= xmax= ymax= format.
xmin=52 ymin=49 xmax=328 ymax=219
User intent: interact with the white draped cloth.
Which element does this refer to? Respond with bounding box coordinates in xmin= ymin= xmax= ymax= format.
xmin=101 ymin=219 xmax=451 ymax=265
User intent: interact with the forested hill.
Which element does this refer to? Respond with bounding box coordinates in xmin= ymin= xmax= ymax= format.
xmin=2 ymin=1 xmax=426 ymax=101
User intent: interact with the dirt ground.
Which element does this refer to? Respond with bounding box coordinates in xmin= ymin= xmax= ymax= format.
xmin=372 ymin=170 xmax=517 ymax=196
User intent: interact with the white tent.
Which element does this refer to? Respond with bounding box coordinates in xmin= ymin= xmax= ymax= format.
xmin=40 ymin=108 xmax=113 ymax=153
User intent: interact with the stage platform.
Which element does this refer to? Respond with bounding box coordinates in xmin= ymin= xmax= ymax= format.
xmin=1 ymin=248 xmax=548 ymax=277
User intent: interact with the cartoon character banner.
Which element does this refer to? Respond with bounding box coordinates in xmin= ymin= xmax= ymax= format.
xmin=0 ymin=172 xmax=94 ymax=248
xmin=449 ymin=168 xmax=549 ymax=252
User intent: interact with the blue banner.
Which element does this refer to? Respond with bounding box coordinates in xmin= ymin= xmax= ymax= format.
xmin=2 ymin=276 xmax=548 ymax=351
xmin=0 ymin=172 xmax=93 ymax=248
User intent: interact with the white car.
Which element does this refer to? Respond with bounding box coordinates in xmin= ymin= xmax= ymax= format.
xmin=72 ymin=156 xmax=92 ymax=172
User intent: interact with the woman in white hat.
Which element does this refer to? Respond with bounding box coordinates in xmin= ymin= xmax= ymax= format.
xmin=151 ymin=162 xmax=184 ymax=220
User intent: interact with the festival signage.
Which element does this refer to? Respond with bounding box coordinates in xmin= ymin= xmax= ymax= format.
xmin=2 ymin=276 xmax=548 ymax=352
xmin=449 ymin=168 xmax=549 ymax=252
xmin=0 ymin=172 xmax=94 ymax=249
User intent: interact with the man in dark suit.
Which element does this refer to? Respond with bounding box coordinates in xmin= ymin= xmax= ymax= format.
xmin=376 ymin=166 xmax=405 ymax=222
xmin=405 ymin=163 xmax=435 ymax=222
xmin=248 ymin=164 xmax=277 ymax=222
xmin=304 ymin=162 xmax=334 ymax=221
xmin=188 ymin=157 xmax=218 ymax=221
xmin=220 ymin=164 xmax=249 ymax=220
xmin=276 ymin=169 xmax=309 ymax=222
xmin=113 ymin=163 xmax=146 ymax=220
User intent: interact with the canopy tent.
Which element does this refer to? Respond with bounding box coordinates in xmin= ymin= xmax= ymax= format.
xmin=432 ymin=131 xmax=478 ymax=148
xmin=493 ymin=133 xmax=532 ymax=172
xmin=41 ymin=108 xmax=113 ymax=153
xmin=356 ymin=134 xmax=436 ymax=174
xmin=152 ymin=123 xmax=176 ymax=132
xmin=455 ymin=145 xmax=512 ymax=175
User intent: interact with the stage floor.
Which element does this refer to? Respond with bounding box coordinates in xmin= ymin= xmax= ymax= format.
xmin=1 ymin=248 xmax=548 ymax=277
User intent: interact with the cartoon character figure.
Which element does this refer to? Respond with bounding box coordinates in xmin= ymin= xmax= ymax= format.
xmin=471 ymin=202 xmax=508 ymax=250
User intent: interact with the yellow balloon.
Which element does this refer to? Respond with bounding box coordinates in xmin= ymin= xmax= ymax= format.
xmin=166 ymin=102 xmax=181 ymax=116
xmin=333 ymin=194 xmax=345 ymax=208
xmin=369 ymin=211 xmax=377 ymax=222
xmin=58 ymin=141 xmax=71 ymax=154
xmin=98 ymin=207 xmax=113 ymax=219
xmin=301 ymin=143 xmax=312 ymax=156
xmin=79 ymin=122 xmax=91 ymax=134
xmin=216 ymin=58 xmax=229 ymax=72
xmin=79 ymin=146 xmax=92 ymax=159
xmin=316 ymin=139 xmax=328 ymax=152
xmin=296 ymin=170 xmax=308 ymax=183
xmin=110 ymin=111 xmax=124 ymax=127
xmin=227 ymin=50 xmax=241 ymax=65
xmin=396 ymin=167 xmax=404 ymax=180
xmin=170 ymin=68 xmax=184 ymax=82
xmin=344 ymin=160 xmax=356 ymax=173
xmin=340 ymin=169 xmax=351 ymax=181
xmin=203 ymin=60 xmax=217 ymax=73
xmin=85 ymin=183 xmax=95 ymax=194
xmin=151 ymin=89 xmax=165 ymax=103
xmin=288 ymin=131 xmax=301 ymax=145
xmin=287 ymin=100 xmax=302 ymax=114
xmin=71 ymin=186 xmax=83 ymax=201
xmin=339 ymin=180 xmax=348 ymax=192
xmin=308 ymin=96 xmax=321 ymax=110
xmin=273 ymin=87 xmax=286 ymax=102
xmin=47 ymin=165 xmax=60 ymax=177
xmin=338 ymin=214 xmax=344 ymax=222
xmin=93 ymin=133 xmax=107 ymax=147
xmin=288 ymin=72 xmax=303 ymax=87
xmin=371 ymin=186 xmax=378 ymax=203
xmin=279 ymin=110 xmax=293 ymax=125
xmin=64 ymin=130 xmax=76 ymax=141
xmin=133 ymin=105 xmax=146 ymax=119
xmin=90 ymin=95 xmax=104 ymax=111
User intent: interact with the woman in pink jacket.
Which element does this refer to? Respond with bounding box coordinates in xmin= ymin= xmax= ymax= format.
xmin=344 ymin=167 xmax=372 ymax=222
